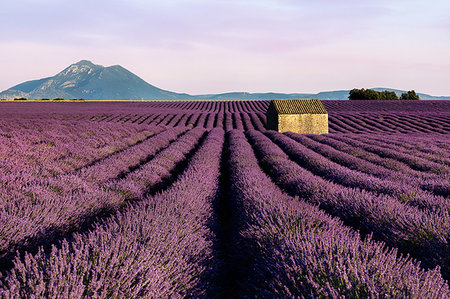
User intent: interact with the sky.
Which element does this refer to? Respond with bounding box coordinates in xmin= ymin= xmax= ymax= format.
xmin=0 ymin=0 xmax=449 ymax=95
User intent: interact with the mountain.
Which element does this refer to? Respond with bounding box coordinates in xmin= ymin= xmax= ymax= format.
xmin=196 ymin=89 xmax=450 ymax=101
xmin=1 ymin=60 xmax=449 ymax=100
xmin=0 ymin=60 xmax=192 ymax=100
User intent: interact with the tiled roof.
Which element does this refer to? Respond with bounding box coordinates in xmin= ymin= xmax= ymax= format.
xmin=271 ymin=99 xmax=328 ymax=114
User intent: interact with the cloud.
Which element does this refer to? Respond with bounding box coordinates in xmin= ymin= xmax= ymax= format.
xmin=0 ymin=0 xmax=389 ymax=52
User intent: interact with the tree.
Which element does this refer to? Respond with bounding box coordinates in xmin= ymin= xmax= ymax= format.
xmin=400 ymin=90 xmax=419 ymax=100
xmin=348 ymin=88 xmax=380 ymax=100
xmin=349 ymin=88 xmax=419 ymax=100
xmin=380 ymin=90 xmax=398 ymax=101
xmin=364 ymin=89 xmax=381 ymax=100
xmin=348 ymin=88 xmax=365 ymax=100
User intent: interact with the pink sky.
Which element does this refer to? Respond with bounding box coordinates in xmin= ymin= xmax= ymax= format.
xmin=1 ymin=0 xmax=449 ymax=95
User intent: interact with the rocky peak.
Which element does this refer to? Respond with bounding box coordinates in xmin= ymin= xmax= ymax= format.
xmin=59 ymin=60 xmax=101 ymax=77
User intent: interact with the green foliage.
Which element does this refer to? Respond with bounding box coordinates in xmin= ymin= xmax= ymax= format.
xmin=13 ymin=97 xmax=27 ymax=101
xmin=349 ymin=89 xmax=380 ymax=100
xmin=349 ymin=89 xmax=418 ymax=100
xmin=400 ymin=90 xmax=419 ymax=100
xmin=348 ymin=88 xmax=368 ymax=100
xmin=380 ymin=90 xmax=398 ymax=101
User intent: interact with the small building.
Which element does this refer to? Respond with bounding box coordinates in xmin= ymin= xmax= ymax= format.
xmin=266 ymin=99 xmax=328 ymax=134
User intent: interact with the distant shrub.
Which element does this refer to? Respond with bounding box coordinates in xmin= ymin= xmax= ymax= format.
xmin=379 ymin=90 xmax=398 ymax=101
xmin=349 ymin=88 xmax=380 ymax=100
xmin=39 ymin=98 xmax=51 ymax=101
xmin=349 ymin=88 xmax=418 ymax=100
xmin=400 ymin=90 xmax=419 ymax=100
xmin=53 ymin=98 xmax=65 ymax=101
xmin=13 ymin=97 xmax=27 ymax=101
xmin=0 ymin=98 xmax=7 ymax=101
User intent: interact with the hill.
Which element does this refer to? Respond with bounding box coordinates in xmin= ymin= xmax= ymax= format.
xmin=1 ymin=60 xmax=449 ymax=100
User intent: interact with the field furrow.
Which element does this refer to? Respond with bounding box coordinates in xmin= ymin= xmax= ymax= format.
xmin=0 ymin=129 xmax=225 ymax=298
xmin=283 ymin=132 xmax=449 ymax=205
xmin=223 ymin=129 xmax=449 ymax=297
xmin=0 ymin=128 xmax=205 ymax=273
xmin=246 ymin=130 xmax=450 ymax=280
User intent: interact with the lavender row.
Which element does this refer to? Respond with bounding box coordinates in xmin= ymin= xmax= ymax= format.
xmin=327 ymin=113 xmax=450 ymax=134
xmin=0 ymin=128 xmax=203 ymax=266
xmin=330 ymin=113 xmax=449 ymax=134
xmin=11 ymin=102 xmax=444 ymax=134
xmin=132 ymin=100 xmax=269 ymax=112
xmin=292 ymin=133 xmax=416 ymax=180
xmin=97 ymin=112 xmax=450 ymax=133
xmin=0 ymin=119 xmax=157 ymax=178
xmin=110 ymin=128 xmax=206 ymax=197
xmin=323 ymin=100 xmax=450 ymax=114
xmin=86 ymin=110 xmax=450 ymax=134
xmin=246 ymin=130 xmax=450 ymax=279
xmin=225 ymin=130 xmax=449 ymax=297
xmin=335 ymin=114 xmax=447 ymax=134
xmin=363 ymin=133 xmax=450 ymax=158
xmin=0 ymin=126 xmax=180 ymax=215
xmin=292 ymin=133 xmax=450 ymax=198
xmin=142 ymin=112 xmax=264 ymax=132
xmin=351 ymin=134 xmax=450 ymax=166
xmin=308 ymin=134 xmax=450 ymax=197
xmin=2 ymin=100 xmax=449 ymax=116
xmin=0 ymin=125 xmax=169 ymax=207
xmin=381 ymin=114 xmax=449 ymax=133
xmin=307 ymin=134 xmax=440 ymax=179
xmin=283 ymin=132 xmax=449 ymax=211
xmin=77 ymin=126 xmax=186 ymax=183
xmin=330 ymin=133 xmax=448 ymax=176
xmin=2 ymin=100 xmax=449 ymax=134
xmin=0 ymin=129 xmax=225 ymax=297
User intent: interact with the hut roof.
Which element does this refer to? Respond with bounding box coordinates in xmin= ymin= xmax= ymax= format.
xmin=271 ymin=99 xmax=328 ymax=114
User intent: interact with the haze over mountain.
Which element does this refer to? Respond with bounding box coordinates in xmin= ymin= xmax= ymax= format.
xmin=1 ymin=60 xmax=449 ymax=101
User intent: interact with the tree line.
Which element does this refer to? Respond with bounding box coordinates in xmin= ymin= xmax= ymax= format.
xmin=348 ymin=89 xmax=419 ymax=100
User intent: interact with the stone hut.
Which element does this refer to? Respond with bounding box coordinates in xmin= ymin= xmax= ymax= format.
xmin=266 ymin=99 xmax=328 ymax=134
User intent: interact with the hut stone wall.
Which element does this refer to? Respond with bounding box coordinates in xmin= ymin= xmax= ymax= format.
xmin=278 ymin=114 xmax=328 ymax=134
xmin=265 ymin=99 xmax=328 ymax=134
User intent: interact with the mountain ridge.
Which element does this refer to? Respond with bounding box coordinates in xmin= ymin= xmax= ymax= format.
xmin=1 ymin=60 xmax=449 ymax=101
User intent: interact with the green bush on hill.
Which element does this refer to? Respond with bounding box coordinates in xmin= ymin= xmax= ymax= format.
xmin=349 ymin=88 xmax=419 ymax=100
xmin=400 ymin=90 xmax=419 ymax=101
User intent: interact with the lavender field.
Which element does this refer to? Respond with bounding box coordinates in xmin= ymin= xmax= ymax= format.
xmin=0 ymin=100 xmax=449 ymax=297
